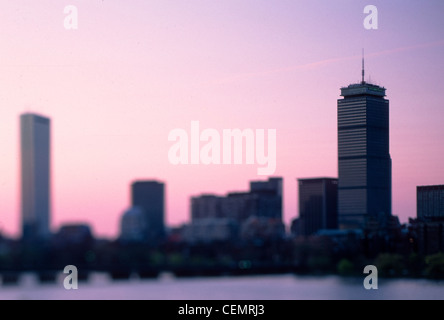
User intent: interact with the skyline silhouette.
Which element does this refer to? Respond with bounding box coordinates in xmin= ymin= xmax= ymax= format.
xmin=0 ymin=1 xmax=443 ymax=238
xmin=6 ymin=108 xmax=441 ymax=241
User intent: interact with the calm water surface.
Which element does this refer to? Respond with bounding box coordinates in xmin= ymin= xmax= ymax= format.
xmin=0 ymin=273 xmax=443 ymax=300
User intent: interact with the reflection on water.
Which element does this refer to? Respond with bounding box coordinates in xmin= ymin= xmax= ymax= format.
xmin=0 ymin=272 xmax=443 ymax=300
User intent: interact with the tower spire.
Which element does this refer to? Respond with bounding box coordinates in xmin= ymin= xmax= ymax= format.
xmin=362 ymin=48 xmax=365 ymax=84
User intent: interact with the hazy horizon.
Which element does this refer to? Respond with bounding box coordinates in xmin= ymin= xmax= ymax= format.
xmin=0 ymin=0 xmax=443 ymax=238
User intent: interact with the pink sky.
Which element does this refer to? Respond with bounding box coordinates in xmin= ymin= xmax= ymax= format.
xmin=0 ymin=1 xmax=443 ymax=238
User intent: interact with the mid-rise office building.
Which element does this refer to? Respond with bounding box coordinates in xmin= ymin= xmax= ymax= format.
xmin=120 ymin=206 xmax=147 ymax=242
xmin=191 ymin=177 xmax=282 ymax=223
xmin=415 ymin=185 xmax=444 ymax=255
xmin=417 ymin=185 xmax=444 ymax=222
xmin=131 ymin=180 xmax=165 ymax=242
xmin=298 ymin=178 xmax=338 ymax=236
xmin=188 ymin=177 xmax=283 ymax=241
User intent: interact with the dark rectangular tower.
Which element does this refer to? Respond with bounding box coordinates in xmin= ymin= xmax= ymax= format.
xmin=21 ymin=113 xmax=51 ymax=240
xmin=298 ymin=178 xmax=338 ymax=236
xmin=250 ymin=177 xmax=283 ymax=220
xmin=337 ymin=77 xmax=392 ymax=229
xmin=417 ymin=185 xmax=444 ymax=222
xmin=131 ymin=180 xmax=165 ymax=242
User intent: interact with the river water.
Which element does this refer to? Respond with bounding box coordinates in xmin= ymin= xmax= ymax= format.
xmin=0 ymin=272 xmax=442 ymax=300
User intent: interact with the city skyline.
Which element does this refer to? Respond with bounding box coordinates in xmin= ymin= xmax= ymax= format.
xmin=0 ymin=1 xmax=443 ymax=238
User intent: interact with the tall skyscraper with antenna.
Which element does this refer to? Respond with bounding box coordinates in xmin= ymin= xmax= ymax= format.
xmin=337 ymin=53 xmax=392 ymax=229
xmin=21 ymin=113 xmax=51 ymax=240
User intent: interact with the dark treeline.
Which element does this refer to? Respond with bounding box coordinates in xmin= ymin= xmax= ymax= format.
xmin=0 ymin=222 xmax=443 ymax=282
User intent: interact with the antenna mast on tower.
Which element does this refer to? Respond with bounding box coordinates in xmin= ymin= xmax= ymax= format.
xmin=362 ymin=49 xmax=365 ymax=84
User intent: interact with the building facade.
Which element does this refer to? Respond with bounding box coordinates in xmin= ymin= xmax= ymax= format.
xmin=191 ymin=195 xmax=223 ymax=220
xmin=182 ymin=218 xmax=239 ymax=243
xmin=191 ymin=177 xmax=282 ymax=223
xmin=415 ymin=185 xmax=444 ymax=255
xmin=250 ymin=177 xmax=283 ymax=220
xmin=417 ymin=185 xmax=444 ymax=222
xmin=337 ymin=81 xmax=392 ymax=229
xmin=131 ymin=180 xmax=165 ymax=242
xmin=120 ymin=206 xmax=147 ymax=242
xmin=298 ymin=178 xmax=338 ymax=236
xmin=188 ymin=177 xmax=283 ymax=241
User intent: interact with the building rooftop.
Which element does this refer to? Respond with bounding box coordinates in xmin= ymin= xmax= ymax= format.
xmin=417 ymin=184 xmax=444 ymax=190
xmin=297 ymin=177 xmax=338 ymax=182
xmin=340 ymin=82 xmax=386 ymax=98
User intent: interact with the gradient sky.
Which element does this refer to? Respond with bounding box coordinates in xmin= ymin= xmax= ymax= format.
xmin=0 ymin=0 xmax=443 ymax=239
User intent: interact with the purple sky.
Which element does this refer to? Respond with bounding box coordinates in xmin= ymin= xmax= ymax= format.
xmin=0 ymin=0 xmax=443 ymax=238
